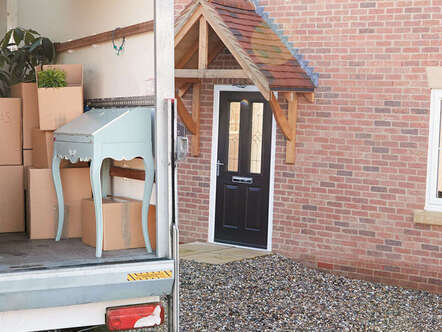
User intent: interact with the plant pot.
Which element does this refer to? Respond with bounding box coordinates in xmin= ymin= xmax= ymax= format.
xmin=0 ymin=98 xmax=22 ymax=165
xmin=36 ymin=64 xmax=84 ymax=130
xmin=10 ymin=82 xmax=38 ymax=149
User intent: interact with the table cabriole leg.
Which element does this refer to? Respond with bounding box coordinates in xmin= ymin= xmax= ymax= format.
xmin=52 ymin=155 xmax=64 ymax=241
xmin=142 ymin=155 xmax=155 ymax=253
xmin=90 ymin=159 xmax=104 ymax=257
xmin=101 ymin=158 xmax=112 ymax=198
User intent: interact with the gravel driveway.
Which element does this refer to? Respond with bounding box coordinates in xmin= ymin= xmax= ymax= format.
xmin=179 ymin=254 xmax=441 ymax=331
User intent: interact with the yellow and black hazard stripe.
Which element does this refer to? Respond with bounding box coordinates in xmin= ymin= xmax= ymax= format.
xmin=127 ymin=270 xmax=173 ymax=281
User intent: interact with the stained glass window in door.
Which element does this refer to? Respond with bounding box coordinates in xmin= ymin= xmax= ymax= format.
xmin=227 ymin=102 xmax=241 ymax=172
xmin=250 ymin=103 xmax=264 ymax=174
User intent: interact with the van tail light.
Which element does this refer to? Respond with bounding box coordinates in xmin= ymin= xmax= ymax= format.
xmin=106 ymin=303 xmax=164 ymax=330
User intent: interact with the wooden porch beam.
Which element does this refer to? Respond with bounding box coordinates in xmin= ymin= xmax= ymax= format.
xmin=191 ymin=83 xmax=201 ymax=156
xmin=175 ymin=7 xmax=203 ymax=47
xmin=175 ymin=69 xmax=248 ymax=79
xmin=176 ymin=95 xmax=197 ymax=134
xmin=283 ymin=92 xmax=298 ymax=164
xmin=269 ymin=92 xmax=293 ymax=141
xmin=198 ymin=16 xmax=209 ymax=69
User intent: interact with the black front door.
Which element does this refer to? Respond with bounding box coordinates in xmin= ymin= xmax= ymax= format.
xmin=214 ymin=91 xmax=272 ymax=249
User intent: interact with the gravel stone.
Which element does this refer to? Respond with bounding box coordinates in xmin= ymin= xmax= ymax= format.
xmin=179 ymin=254 xmax=441 ymax=331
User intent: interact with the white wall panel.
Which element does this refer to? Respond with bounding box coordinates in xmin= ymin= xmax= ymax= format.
xmin=16 ymin=0 xmax=155 ymax=99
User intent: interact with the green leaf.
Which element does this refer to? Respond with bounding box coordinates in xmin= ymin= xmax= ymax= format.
xmin=13 ymin=28 xmax=25 ymax=45
xmin=29 ymin=38 xmax=43 ymax=52
xmin=27 ymin=29 xmax=40 ymax=35
xmin=37 ymin=68 xmax=67 ymax=88
xmin=0 ymin=27 xmax=55 ymax=85
xmin=1 ymin=30 xmax=13 ymax=49
xmin=24 ymin=31 xmax=36 ymax=45
xmin=40 ymin=38 xmax=55 ymax=63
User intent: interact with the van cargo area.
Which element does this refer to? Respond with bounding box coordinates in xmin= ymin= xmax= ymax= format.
xmin=0 ymin=234 xmax=158 ymax=274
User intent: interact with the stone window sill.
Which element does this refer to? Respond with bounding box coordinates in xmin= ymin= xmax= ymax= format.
xmin=414 ymin=210 xmax=442 ymax=226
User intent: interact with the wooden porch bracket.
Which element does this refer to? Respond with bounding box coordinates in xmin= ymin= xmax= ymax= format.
xmin=175 ymin=82 xmax=202 ymax=157
xmin=191 ymin=83 xmax=201 ymax=156
xmin=269 ymin=92 xmax=293 ymax=141
xmin=176 ymin=95 xmax=197 ymax=135
xmin=283 ymin=92 xmax=298 ymax=164
xmin=269 ymin=91 xmax=303 ymax=164
xmin=178 ymin=83 xmax=192 ymax=98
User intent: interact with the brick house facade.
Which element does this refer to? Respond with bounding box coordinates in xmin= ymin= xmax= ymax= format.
xmin=174 ymin=0 xmax=442 ymax=293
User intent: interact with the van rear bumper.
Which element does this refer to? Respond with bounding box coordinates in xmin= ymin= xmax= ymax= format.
xmin=0 ymin=259 xmax=174 ymax=311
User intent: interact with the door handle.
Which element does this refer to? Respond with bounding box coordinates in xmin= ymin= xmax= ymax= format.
xmin=232 ymin=176 xmax=253 ymax=184
xmin=216 ymin=160 xmax=224 ymax=176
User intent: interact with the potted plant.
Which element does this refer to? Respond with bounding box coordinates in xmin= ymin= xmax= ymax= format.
xmin=36 ymin=64 xmax=84 ymax=130
xmin=37 ymin=68 xmax=67 ymax=88
xmin=0 ymin=27 xmax=55 ymax=149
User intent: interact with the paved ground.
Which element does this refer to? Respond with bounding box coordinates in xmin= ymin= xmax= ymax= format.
xmin=180 ymin=242 xmax=269 ymax=264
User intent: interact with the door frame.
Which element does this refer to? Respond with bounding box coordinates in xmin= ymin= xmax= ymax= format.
xmin=208 ymin=85 xmax=276 ymax=251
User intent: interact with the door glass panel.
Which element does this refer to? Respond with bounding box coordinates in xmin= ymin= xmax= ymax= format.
xmin=250 ymin=102 xmax=264 ymax=174
xmin=227 ymin=102 xmax=241 ymax=172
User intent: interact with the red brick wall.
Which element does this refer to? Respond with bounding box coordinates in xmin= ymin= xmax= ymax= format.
xmin=175 ymin=0 xmax=442 ymax=293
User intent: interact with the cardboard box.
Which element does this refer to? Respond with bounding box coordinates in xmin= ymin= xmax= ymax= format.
xmin=0 ymin=166 xmax=24 ymax=232
xmin=32 ymin=129 xmax=53 ymax=168
xmin=32 ymin=128 xmax=88 ymax=169
xmin=112 ymin=158 xmax=157 ymax=204
xmin=82 ymin=197 xmax=156 ymax=251
xmin=0 ymin=98 xmax=22 ymax=165
xmin=36 ymin=64 xmax=84 ymax=130
xmin=10 ymin=83 xmax=38 ymax=149
xmin=27 ymin=167 xmax=91 ymax=239
xmin=23 ymin=149 xmax=32 ymax=189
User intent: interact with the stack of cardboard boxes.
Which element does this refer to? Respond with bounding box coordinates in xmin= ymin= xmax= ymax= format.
xmin=1 ymin=64 xmax=156 ymax=252
xmin=25 ymin=64 xmax=90 ymax=239
xmin=0 ymin=98 xmax=24 ymax=233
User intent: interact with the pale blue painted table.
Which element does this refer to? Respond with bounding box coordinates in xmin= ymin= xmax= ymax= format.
xmin=52 ymin=107 xmax=155 ymax=258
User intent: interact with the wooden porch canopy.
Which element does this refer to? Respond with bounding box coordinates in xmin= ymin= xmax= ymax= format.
xmin=175 ymin=0 xmax=318 ymax=163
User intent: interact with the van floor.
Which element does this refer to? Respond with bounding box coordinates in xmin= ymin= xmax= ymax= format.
xmin=0 ymin=233 xmax=156 ymax=274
